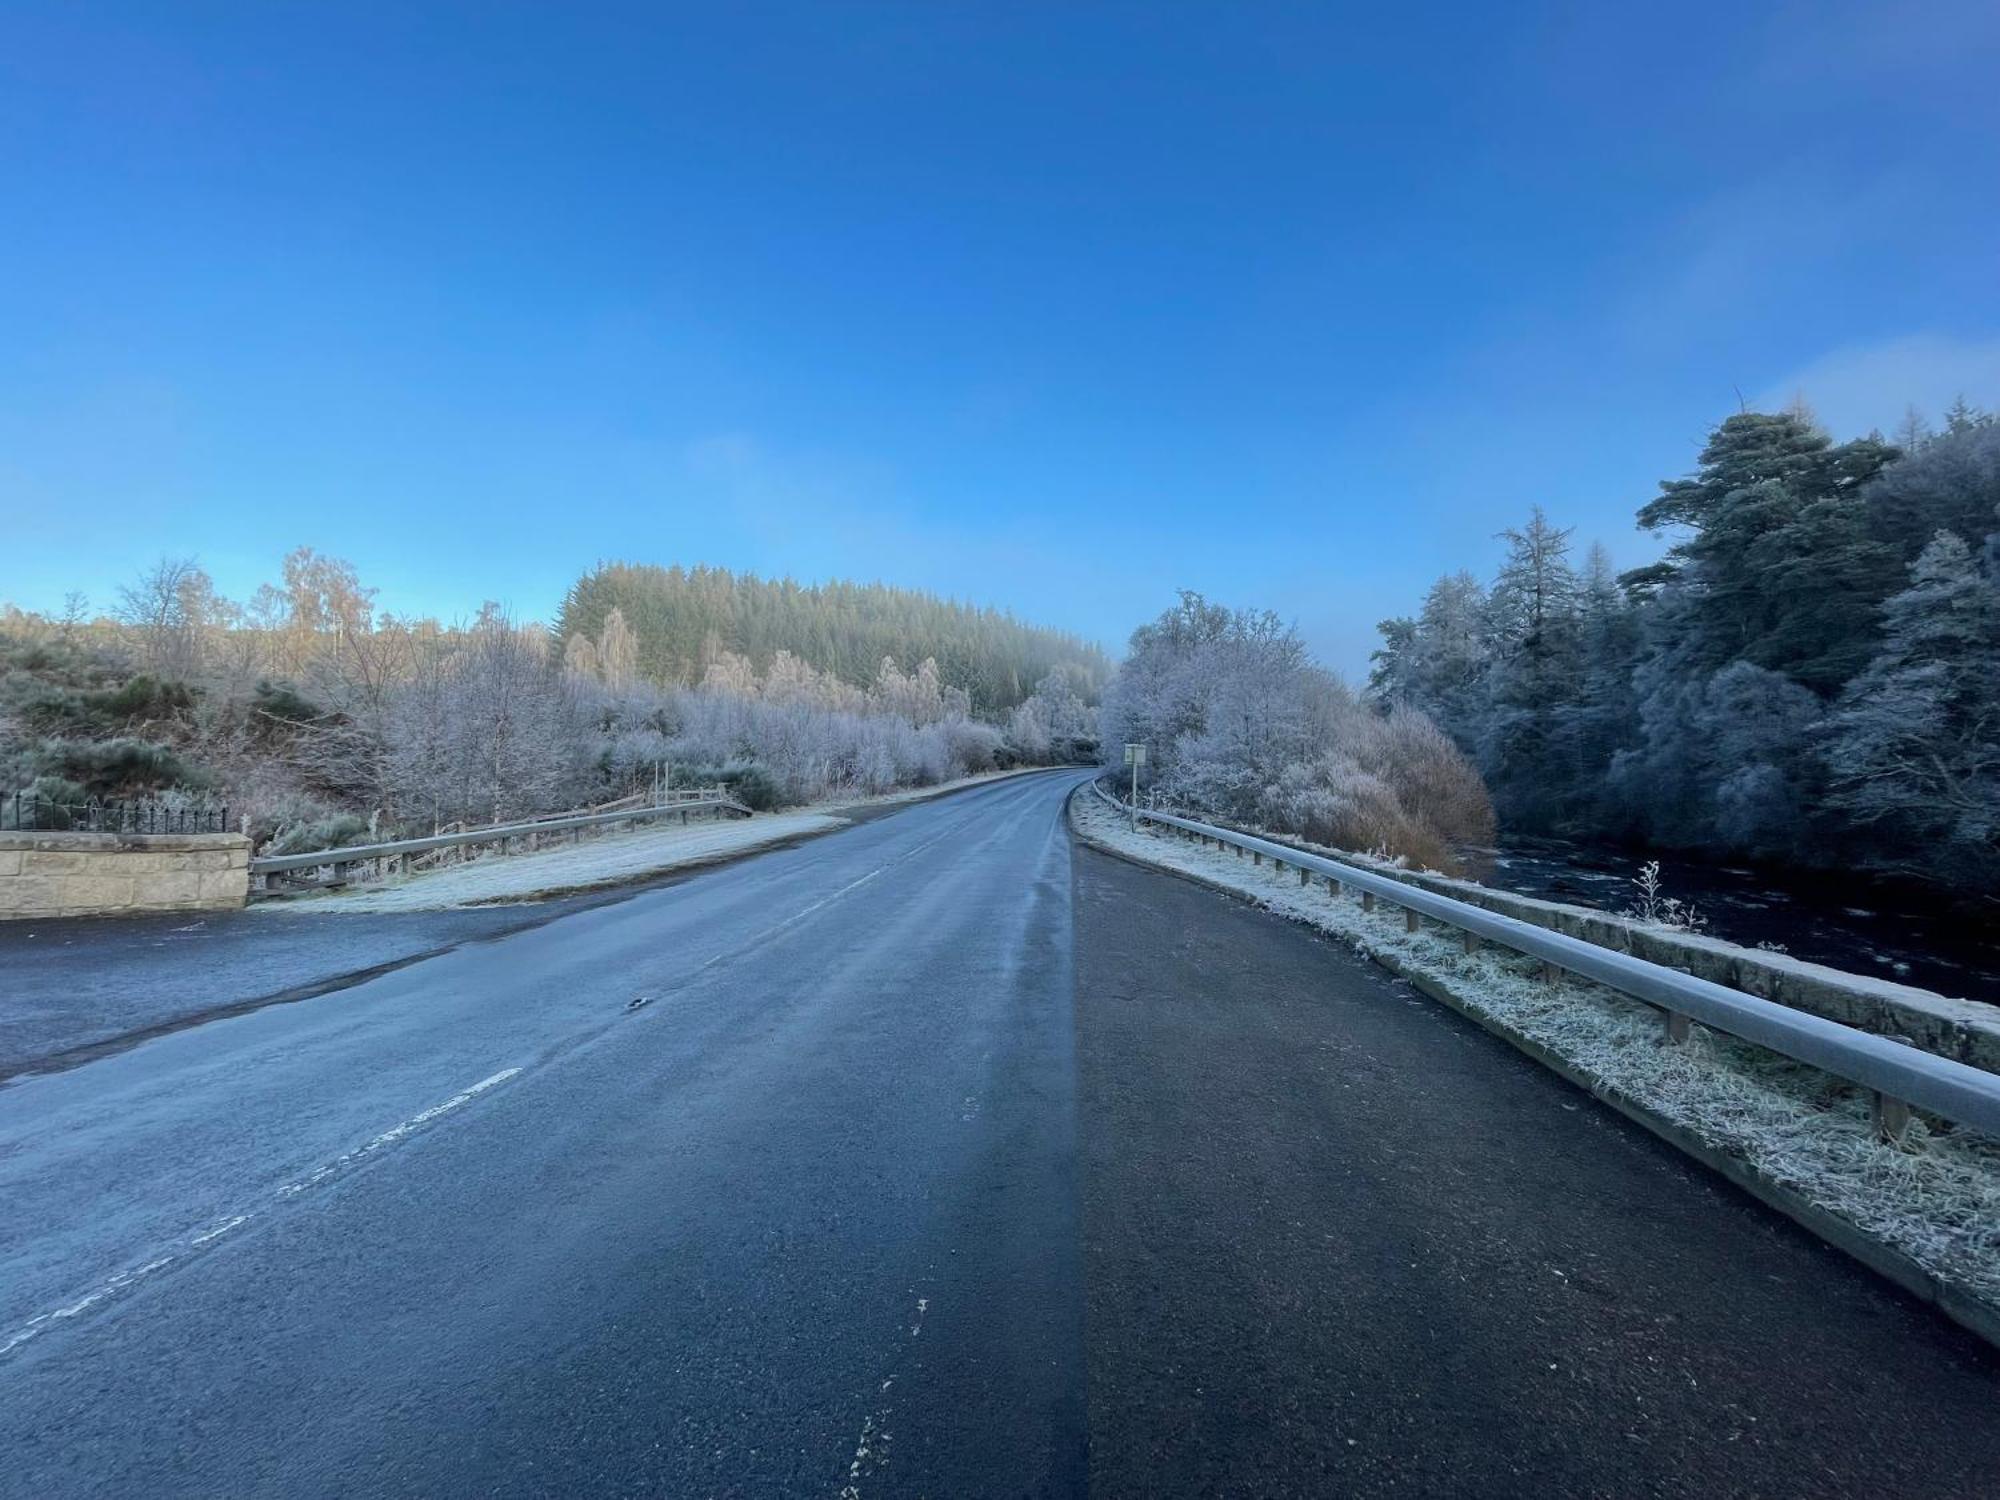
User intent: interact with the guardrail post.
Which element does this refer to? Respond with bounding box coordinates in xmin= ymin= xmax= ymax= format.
xmin=1361 ymin=891 xmax=1374 ymax=912
xmin=1299 ymin=866 xmax=1308 ymax=887
xmin=1873 ymin=1092 xmax=1912 ymax=1144
xmin=1404 ymin=908 xmax=1420 ymax=934
xmin=1461 ymin=930 xmax=1479 ymax=956
xmin=1665 ymin=1010 xmax=1691 ymax=1045
xmin=1252 ymin=850 xmax=1262 ymax=865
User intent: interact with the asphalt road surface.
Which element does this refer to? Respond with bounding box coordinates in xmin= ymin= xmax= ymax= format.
xmin=2 ymin=770 xmax=1997 ymax=1497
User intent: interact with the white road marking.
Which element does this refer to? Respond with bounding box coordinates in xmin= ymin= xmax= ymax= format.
xmin=277 ymin=1068 xmax=521 ymax=1196
xmin=0 ymin=1255 xmax=178 ymax=1356
xmin=671 ymin=824 xmax=966 ymax=993
xmin=190 ymin=1214 xmax=251 ymax=1245
xmin=2 ymin=1066 xmax=524 ymax=1361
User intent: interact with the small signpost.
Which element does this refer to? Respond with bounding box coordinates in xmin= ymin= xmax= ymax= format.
xmin=1122 ymin=742 xmax=1147 ymax=830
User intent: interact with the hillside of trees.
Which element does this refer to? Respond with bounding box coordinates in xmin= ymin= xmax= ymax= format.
xmin=556 ymin=564 xmax=1111 ymax=715
xmin=1101 ymin=591 xmax=1493 ymax=872
xmin=1370 ymin=402 xmax=2000 ymax=897
xmin=1 ymin=551 xmax=1100 ymax=850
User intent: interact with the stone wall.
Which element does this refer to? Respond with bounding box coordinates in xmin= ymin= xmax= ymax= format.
xmin=0 ymin=831 xmax=252 ymax=919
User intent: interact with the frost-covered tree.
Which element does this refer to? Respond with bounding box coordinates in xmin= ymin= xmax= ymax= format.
xmin=872 ymin=656 xmax=960 ymax=726
xmin=562 ymin=631 xmax=601 ymax=681
xmin=115 ymin=557 xmax=221 ymax=681
xmin=1102 ymin=591 xmax=1491 ymax=870
xmin=1824 ymin=531 xmax=2000 ymax=886
xmin=597 ymin=607 xmax=638 ymax=690
xmin=1572 ymin=544 xmax=1640 ymax=809
xmin=1008 ymin=666 xmax=1097 ymax=762
xmin=554 ymin=563 xmax=1110 ymax=713
xmin=1695 ymin=661 xmax=1825 ymax=855
xmin=1479 ymin=507 xmax=1585 ymax=827
xmin=1635 ymin=411 xmax=1900 ymax=694
xmin=1371 ymin=571 xmax=1488 ymax=753
xmin=1863 ymin=412 xmax=2000 ymax=569
xmin=1369 ymin=403 xmax=2000 ymax=890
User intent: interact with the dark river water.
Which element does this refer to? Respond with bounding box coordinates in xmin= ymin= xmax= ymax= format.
xmin=1461 ymin=838 xmax=2000 ymax=1007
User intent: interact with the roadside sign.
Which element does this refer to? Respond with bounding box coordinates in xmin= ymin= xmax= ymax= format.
xmin=1123 ymin=743 xmax=1147 ymax=765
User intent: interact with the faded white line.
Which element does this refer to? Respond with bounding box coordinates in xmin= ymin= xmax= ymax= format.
xmin=837 ymin=1293 xmax=933 ymax=1499
xmin=0 ymin=1256 xmax=178 ymax=1356
xmin=2 ymin=1066 xmax=524 ymax=1360
xmin=674 ymin=824 xmax=966 ymax=992
xmin=278 ymin=1068 xmax=521 ymax=1196
xmin=190 ymin=1214 xmax=250 ymax=1245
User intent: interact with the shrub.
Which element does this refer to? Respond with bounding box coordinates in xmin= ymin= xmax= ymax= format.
xmin=714 ymin=761 xmax=782 ymax=811
xmin=32 ymin=736 xmax=215 ymax=797
xmin=251 ymin=678 xmax=323 ymax=727
xmin=1102 ymin=591 xmax=1496 ymax=871
xmin=262 ymin=813 xmax=373 ymax=856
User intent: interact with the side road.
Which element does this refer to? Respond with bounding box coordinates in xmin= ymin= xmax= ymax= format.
xmin=1072 ymin=842 xmax=2000 ymax=1497
xmin=0 ymin=769 xmax=1072 ymax=1081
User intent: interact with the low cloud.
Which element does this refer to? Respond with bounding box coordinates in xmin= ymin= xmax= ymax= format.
xmin=1754 ymin=332 xmax=2000 ymax=437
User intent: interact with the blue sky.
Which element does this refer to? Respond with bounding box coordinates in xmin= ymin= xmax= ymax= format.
xmin=3 ymin=1 xmax=1997 ymax=679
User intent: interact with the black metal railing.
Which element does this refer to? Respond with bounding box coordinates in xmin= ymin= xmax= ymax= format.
xmin=1 ymin=794 xmax=230 ymax=835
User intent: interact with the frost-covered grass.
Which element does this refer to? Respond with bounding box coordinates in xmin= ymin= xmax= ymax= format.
xmin=1071 ymin=790 xmax=2000 ymax=1315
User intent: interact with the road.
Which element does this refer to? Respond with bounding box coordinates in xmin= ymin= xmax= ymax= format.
xmin=2 ymin=770 xmax=1997 ymax=1496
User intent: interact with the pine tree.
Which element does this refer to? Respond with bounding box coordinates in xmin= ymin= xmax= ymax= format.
xmin=1824 ymin=531 xmax=2000 ymax=885
xmin=1478 ymin=508 xmax=1584 ymax=827
xmin=1573 ymin=544 xmax=1640 ymax=799
xmin=1637 ymin=412 xmax=1899 ymax=693
xmin=552 ymin=564 xmax=1108 ymax=713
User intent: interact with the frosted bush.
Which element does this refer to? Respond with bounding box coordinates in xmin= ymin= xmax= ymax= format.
xmin=1103 ymin=591 xmax=1492 ymax=869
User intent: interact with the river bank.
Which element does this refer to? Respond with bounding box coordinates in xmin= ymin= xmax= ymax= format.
xmin=1467 ymin=837 xmax=2000 ymax=1006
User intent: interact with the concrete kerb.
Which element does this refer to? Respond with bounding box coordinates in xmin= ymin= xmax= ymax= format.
xmin=1063 ymin=785 xmax=2000 ymax=1356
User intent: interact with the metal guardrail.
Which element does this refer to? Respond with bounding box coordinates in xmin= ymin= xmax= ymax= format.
xmin=251 ymin=791 xmax=750 ymax=877
xmin=1092 ymin=781 xmax=2000 ymax=1141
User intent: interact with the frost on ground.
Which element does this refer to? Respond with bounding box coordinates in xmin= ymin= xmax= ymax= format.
xmin=1071 ymin=791 xmax=2000 ymax=1316
xmin=263 ymin=810 xmax=844 ymax=912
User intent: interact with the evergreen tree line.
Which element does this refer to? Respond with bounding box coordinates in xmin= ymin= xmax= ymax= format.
xmin=1369 ymin=403 xmax=2000 ymax=894
xmin=555 ymin=563 xmax=1112 ymax=715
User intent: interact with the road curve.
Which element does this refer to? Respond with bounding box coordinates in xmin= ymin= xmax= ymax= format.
xmin=1 ymin=769 xmax=1996 ymax=1497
